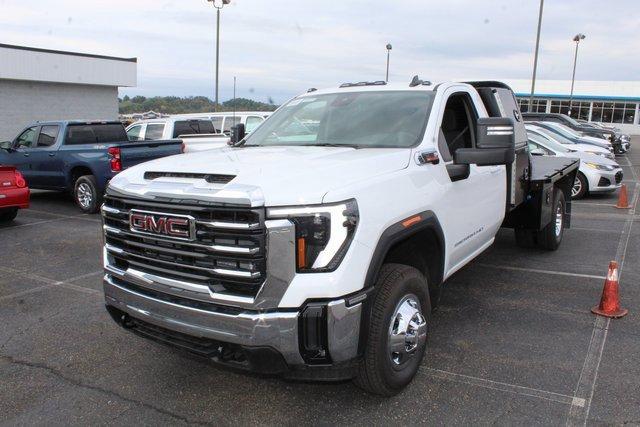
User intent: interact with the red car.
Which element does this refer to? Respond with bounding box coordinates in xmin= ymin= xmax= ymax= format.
xmin=0 ymin=165 xmax=29 ymax=222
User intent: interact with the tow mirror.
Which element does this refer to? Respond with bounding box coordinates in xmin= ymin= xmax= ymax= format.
xmin=454 ymin=147 xmax=514 ymax=166
xmin=230 ymin=123 xmax=246 ymax=145
xmin=476 ymin=117 xmax=515 ymax=149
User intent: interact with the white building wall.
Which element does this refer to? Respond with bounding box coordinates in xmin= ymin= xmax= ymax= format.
xmin=0 ymin=45 xmax=136 ymax=87
xmin=0 ymin=80 xmax=118 ymax=141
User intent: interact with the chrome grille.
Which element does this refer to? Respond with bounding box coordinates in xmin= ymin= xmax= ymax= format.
xmin=102 ymin=195 xmax=266 ymax=297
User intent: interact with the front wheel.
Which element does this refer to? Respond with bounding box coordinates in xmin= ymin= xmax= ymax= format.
xmin=355 ymin=263 xmax=430 ymax=396
xmin=572 ymin=172 xmax=588 ymax=199
xmin=537 ymin=189 xmax=566 ymax=251
xmin=74 ymin=175 xmax=102 ymax=214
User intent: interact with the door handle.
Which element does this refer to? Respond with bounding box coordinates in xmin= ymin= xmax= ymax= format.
xmin=23 ymin=152 xmax=29 ymax=157
xmin=48 ymin=152 xmax=55 ymax=157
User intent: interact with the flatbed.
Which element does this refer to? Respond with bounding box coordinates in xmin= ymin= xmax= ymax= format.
xmin=530 ymin=156 xmax=580 ymax=184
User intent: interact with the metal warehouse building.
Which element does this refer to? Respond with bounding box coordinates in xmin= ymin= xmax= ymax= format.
xmin=0 ymin=44 xmax=136 ymax=141
xmin=503 ymin=79 xmax=640 ymax=134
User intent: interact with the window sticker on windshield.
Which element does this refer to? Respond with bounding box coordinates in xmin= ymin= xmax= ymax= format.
xmin=286 ymin=99 xmax=303 ymax=107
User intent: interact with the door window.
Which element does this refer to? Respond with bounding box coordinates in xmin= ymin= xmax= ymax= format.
xmin=211 ymin=117 xmax=223 ymax=133
xmin=245 ymin=116 xmax=264 ymax=133
xmin=127 ymin=125 xmax=143 ymax=141
xmin=439 ymin=93 xmax=478 ymax=160
xmin=145 ymin=123 xmax=165 ymax=140
xmin=15 ymin=127 xmax=38 ymax=148
xmin=37 ymin=125 xmax=60 ymax=147
xmin=223 ymin=116 xmax=241 ymax=134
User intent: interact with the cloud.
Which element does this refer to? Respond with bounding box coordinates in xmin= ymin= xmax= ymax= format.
xmin=1 ymin=0 xmax=638 ymax=102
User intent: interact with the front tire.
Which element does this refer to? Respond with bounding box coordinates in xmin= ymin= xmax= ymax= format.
xmin=355 ymin=263 xmax=431 ymax=396
xmin=74 ymin=175 xmax=102 ymax=214
xmin=572 ymin=172 xmax=588 ymax=199
xmin=537 ymin=189 xmax=566 ymax=251
xmin=0 ymin=208 xmax=18 ymax=222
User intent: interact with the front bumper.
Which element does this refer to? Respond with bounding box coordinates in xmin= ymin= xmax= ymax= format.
xmin=104 ymin=273 xmax=364 ymax=379
xmin=585 ymin=168 xmax=623 ymax=193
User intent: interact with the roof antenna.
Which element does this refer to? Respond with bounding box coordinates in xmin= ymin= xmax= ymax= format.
xmin=409 ymin=75 xmax=422 ymax=87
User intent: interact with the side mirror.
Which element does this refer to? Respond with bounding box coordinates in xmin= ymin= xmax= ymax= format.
xmin=454 ymin=147 xmax=515 ymax=166
xmin=476 ymin=117 xmax=515 ymax=149
xmin=530 ymin=148 xmax=546 ymax=156
xmin=230 ymin=123 xmax=246 ymax=145
xmin=0 ymin=141 xmax=13 ymax=151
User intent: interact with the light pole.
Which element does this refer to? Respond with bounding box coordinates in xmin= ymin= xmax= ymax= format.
xmin=568 ymin=33 xmax=586 ymax=117
xmin=528 ymin=0 xmax=544 ymax=112
xmin=385 ymin=43 xmax=392 ymax=82
xmin=207 ymin=0 xmax=230 ymax=111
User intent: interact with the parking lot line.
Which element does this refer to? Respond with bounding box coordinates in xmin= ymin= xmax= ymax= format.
xmin=25 ymin=208 xmax=100 ymax=221
xmin=0 ymin=267 xmax=103 ymax=300
xmin=426 ymin=368 xmax=584 ymax=407
xmin=0 ymin=215 xmax=100 ymax=229
xmin=566 ymin=173 xmax=639 ymax=426
xmin=475 ymin=263 xmax=605 ymax=280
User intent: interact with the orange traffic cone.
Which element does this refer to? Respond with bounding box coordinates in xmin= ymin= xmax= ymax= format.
xmin=591 ymin=261 xmax=628 ymax=318
xmin=615 ymin=184 xmax=631 ymax=209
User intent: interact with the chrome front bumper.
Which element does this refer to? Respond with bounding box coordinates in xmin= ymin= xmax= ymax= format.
xmin=103 ymin=274 xmax=363 ymax=367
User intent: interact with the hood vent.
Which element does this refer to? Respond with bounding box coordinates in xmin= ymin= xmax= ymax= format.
xmin=144 ymin=171 xmax=235 ymax=184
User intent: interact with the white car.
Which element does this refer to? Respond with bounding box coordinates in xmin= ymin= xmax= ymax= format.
xmin=532 ymin=121 xmax=614 ymax=152
xmin=526 ymin=129 xmax=623 ymax=199
xmin=173 ymin=111 xmax=272 ymax=135
xmin=126 ymin=117 xmax=230 ymax=153
xmin=525 ymin=124 xmax=614 ymax=160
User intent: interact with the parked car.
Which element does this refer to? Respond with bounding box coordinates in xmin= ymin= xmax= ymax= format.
xmin=126 ymin=117 xmax=230 ymax=153
xmin=101 ymin=80 xmax=578 ymax=396
xmin=522 ymin=112 xmax=624 ymax=153
xmin=525 ymin=124 xmax=614 ymax=160
xmin=0 ymin=165 xmax=29 ymax=222
xmin=529 ymin=121 xmax=615 ymax=159
xmin=576 ymin=120 xmax=631 ymax=152
xmin=0 ymin=121 xmax=183 ymax=213
xmin=174 ymin=111 xmax=273 ymax=135
xmin=526 ymin=129 xmax=622 ymax=199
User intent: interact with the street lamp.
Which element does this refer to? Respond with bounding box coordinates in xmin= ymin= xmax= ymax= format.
xmin=528 ymin=0 xmax=544 ymax=112
xmin=207 ymin=0 xmax=231 ymax=111
xmin=385 ymin=43 xmax=392 ymax=82
xmin=568 ymin=33 xmax=586 ymax=117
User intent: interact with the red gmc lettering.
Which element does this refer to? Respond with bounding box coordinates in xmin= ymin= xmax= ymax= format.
xmin=130 ymin=213 xmax=190 ymax=238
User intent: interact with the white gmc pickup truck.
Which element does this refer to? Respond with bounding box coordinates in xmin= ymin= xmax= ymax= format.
xmin=101 ymin=79 xmax=578 ymax=396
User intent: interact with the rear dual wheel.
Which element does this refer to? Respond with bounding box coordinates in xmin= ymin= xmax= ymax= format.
xmin=514 ymin=189 xmax=566 ymax=251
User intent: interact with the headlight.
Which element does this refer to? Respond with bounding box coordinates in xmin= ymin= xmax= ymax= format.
xmin=268 ymin=199 xmax=358 ymax=272
xmin=584 ymin=162 xmax=615 ymax=171
xmin=587 ymin=151 xmax=615 ymax=160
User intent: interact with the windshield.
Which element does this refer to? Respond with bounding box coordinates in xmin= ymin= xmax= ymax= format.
xmin=544 ymin=122 xmax=581 ymax=138
xmin=242 ymin=91 xmax=435 ymax=148
xmin=528 ymin=131 xmax=571 ymax=153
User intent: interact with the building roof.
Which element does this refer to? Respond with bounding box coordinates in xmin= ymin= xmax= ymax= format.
xmin=501 ymin=79 xmax=640 ymax=101
xmin=0 ymin=44 xmax=137 ymax=87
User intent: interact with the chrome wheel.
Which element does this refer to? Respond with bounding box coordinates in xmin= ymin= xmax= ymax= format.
xmin=77 ymin=183 xmax=93 ymax=209
xmin=555 ymin=202 xmax=563 ymax=237
xmin=572 ymin=177 xmax=582 ymax=198
xmin=388 ymin=294 xmax=427 ymax=367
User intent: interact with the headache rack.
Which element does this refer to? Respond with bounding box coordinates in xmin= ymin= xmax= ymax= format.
xmin=101 ymin=195 xmax=266 ymax=299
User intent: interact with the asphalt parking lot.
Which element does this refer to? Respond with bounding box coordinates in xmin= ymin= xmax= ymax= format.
xmin=1 ymin=140 xmax=639 ymax=425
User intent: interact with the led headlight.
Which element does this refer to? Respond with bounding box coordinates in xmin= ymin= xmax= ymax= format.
xmin=268 ymin=200 xmax=358 ymax=272
xmin=584 ymin=162 xmax=615 ymax=171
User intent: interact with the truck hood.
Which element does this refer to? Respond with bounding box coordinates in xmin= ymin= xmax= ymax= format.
xmin=108 ymin=146 xmax=411 ymax=206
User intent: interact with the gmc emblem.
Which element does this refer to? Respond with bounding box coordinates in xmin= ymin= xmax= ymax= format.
xmin=129 ymin=209 xmax=194 ymax=240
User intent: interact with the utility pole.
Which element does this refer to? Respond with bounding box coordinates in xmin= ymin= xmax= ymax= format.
xmin=207 ymin=0 xmax=230 ymax=111
xmin=529 ymin=0 xmax=544 ymax=112
xmin=568 ymin=33 xmax=586 ymax=117
xmin=385 ymin=43 xmax=392 ymax=82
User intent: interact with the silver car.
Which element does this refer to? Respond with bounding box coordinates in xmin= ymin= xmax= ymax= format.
xmin=526 ymin=130 xmax=623 ymax=199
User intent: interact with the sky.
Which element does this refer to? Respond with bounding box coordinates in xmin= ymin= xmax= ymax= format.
xmin=1 ymin=0 xmax=639 ymax=104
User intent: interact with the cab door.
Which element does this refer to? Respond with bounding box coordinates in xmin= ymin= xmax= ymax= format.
xmin=434 ymin=89 xmax=506 ymax=274
xmin=29 ymin=125 xmax=65 ymax=189
xmin=6 ymin=126 xmax=39 ymax=185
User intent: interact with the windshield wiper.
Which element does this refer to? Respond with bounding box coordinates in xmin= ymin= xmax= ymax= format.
xmin=312 ymin=143 xmax=361 ymax=149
